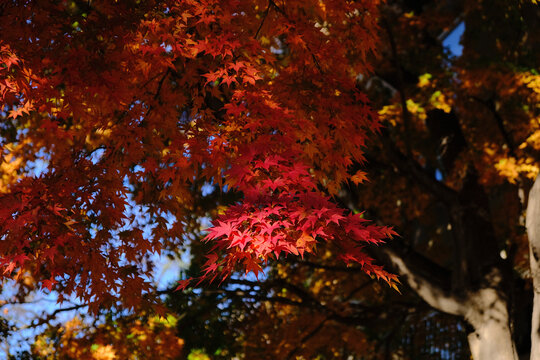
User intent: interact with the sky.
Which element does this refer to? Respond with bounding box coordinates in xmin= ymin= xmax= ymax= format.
xmin=443 ymin=21 xmax=465 ymax=57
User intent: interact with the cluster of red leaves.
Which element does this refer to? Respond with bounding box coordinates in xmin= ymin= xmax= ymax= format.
xmin=0 ymin=0 xmax=396 ymax=309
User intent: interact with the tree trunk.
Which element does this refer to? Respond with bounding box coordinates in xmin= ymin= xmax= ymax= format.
xmin=531 ymin=292 xmax=540 ymax=360
xmin=465 ymin=288 xmax=518 ymax=360
xmin=527 ymin=176 xmax=540 ymax=360
xmin=378 ymin=246 xmax=518 ymax=360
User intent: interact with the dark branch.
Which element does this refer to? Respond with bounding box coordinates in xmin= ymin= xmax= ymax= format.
xmin=285 ymin=317 xmax=329 ymax=360
xmin=28 ymin=304 xmax=87 ymax=329
xmin=295 ymin=259 xmax=365 ymax=273
xmin=470 ymin=96 xmax=516 ymax=157
xmin=268 ymin=0 xmax=324 ymax=75
xmin=254 ymin=1 xmax=272 ymax=39
xmin=381 ymin=16 xmax=412 ymax=157
xmin=379 ymin=128 xmax=459 ymax=206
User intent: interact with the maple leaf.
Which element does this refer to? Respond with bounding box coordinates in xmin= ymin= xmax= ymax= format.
xmin=224 ymin=102 xmax=246 ymax=117
xmin=244 ymin=257 xmax=263 ymax=278
xmin=8 ymin=106 xmax=24 ymax=119
xmin=222 ymin=74 xmax=237 ymax=87
xmin=350 ymin=171 xmax=368 ymax=185
xmin=196 ymin=13 xmax=216 ymax=25
xmin=51 ymin=204 xmax=65 ymax=216
xmin=12 ymin=254 xmax=29 ymax=265
xmin=42 ymin=278 xmax=58 ymax=292
xmin=203 ymin=70 xmax=224 ymax=85
xmin=229 ymin=61 xmax=245 ymax=72
xmin=206 ymin=221 xmax=235 ymax=240
xmin=42 ymin=246 xmax=57 ymax=263
xmin=3 ymin=261 xmax=16 ymax=275
xmin=175 ymin=279 xmax=192 ymax=291
xmin=261 ymin=222 xmax=281 ymax=235
xmin=326 ymin=212 xmax=345 ymax=225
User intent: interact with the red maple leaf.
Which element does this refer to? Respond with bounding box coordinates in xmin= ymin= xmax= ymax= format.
xmin=42 ymin=278 xmax=57 ymax=292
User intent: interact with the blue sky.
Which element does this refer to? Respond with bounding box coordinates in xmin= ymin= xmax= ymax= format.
xmin=443 ymin=21 xmax=465 ymax=57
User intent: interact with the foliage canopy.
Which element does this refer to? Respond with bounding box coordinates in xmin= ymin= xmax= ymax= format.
xmin=0 ymin=0 xmax=395 ymax=311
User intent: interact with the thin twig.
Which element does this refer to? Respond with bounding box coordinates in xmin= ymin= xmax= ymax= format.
xmin=254 ymin=1 xmax=272 ymax=39
xmin=285 ymin=317 xmax=329 ymax=360
xmin=470 ymin=95 xmax=516 ymax=157
xmin=24 ymin=304 xmax=88 ymax=329
xmin=268 ymin=0 xmax=324 ymax=75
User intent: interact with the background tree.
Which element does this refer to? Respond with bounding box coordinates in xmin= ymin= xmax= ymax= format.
xmin=366 ymin=1 xmax=539 ymax=359
xmin=209 ymin=1 xmax=539 ymax=359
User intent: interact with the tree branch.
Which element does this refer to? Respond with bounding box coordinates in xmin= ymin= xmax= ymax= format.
xmin=268 ymin=0 xmax=324 ymax=75
xmin=254 ymin=1 xmax=272 ymax=39
xmin=379 ymin=128 xmax=459 ymax=206
xmin=381 ymin=16 xmax=412 ymax=157
xmin=295 ymin=259 xmax=365 ymax=273
xmin=373 ymin=243 xmax=466 ymax=317
xmin=25 ymin=304 xmax=88 ymax=329
xmin=470 ymin=96 xmax=516 ymax=157
xmin=285 ymin=317 xmax=329 ymax=360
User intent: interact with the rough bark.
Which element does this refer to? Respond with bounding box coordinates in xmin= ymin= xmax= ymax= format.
xmin=526 ymin=176 xmax=540 ymax=360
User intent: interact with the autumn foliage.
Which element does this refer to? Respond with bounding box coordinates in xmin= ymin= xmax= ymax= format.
xmin=33 ymin=314 xmax=183 ymax=360
xmin=0 ymin=0 xmax=397 ymax=310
